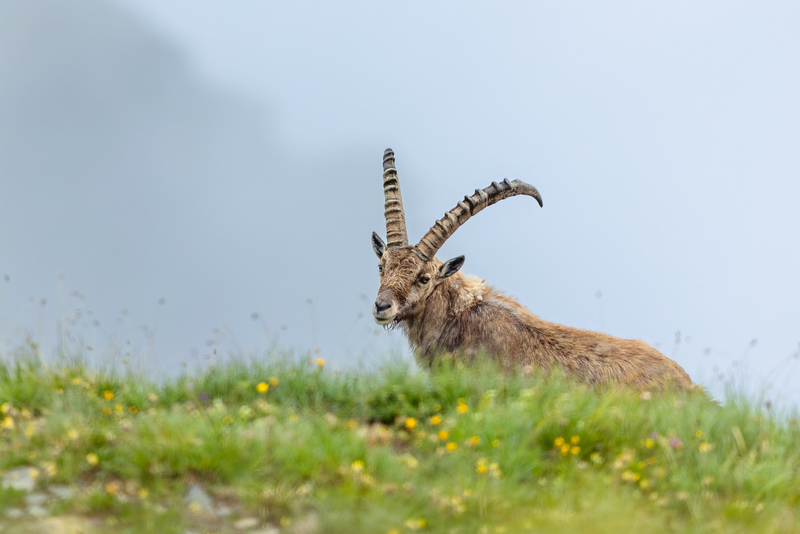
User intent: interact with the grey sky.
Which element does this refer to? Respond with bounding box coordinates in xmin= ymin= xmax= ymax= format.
xmin=1 ymin=1 xmax=798 ymax=405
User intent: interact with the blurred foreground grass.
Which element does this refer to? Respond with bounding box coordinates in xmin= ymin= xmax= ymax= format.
xmin=1 ymin=349 xmax=799 ymax=533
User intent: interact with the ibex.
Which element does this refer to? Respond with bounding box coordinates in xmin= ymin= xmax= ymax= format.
xmin=371 ymin=149 xmax=693 ymax=390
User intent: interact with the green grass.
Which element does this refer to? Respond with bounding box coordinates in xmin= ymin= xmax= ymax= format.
xmin=1 ymin=350 xmax=799 ymax=533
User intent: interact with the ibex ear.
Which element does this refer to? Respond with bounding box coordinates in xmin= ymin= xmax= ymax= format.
xmin=372 ymin=232 xmax=386 ymax=259
xmin=439 ymin=256 xmax=465 ymax=279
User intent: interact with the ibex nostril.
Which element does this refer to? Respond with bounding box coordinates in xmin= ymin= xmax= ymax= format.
xmin=374 ymin=300 xmax=391 ymax=313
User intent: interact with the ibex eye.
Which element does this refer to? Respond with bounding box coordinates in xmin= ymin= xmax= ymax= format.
xmin=419 ymin=275 xmax=430 ymax=285
xmin=378 ymin=265 xmax=383 ymax=273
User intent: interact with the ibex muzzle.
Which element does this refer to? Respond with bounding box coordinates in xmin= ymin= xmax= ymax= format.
xmin=371 ymin=148 xmax=694 ymax=390
xmin=372 ymin=289 xmax=396 ymax=325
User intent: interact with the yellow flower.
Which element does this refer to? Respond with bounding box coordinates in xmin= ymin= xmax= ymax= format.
xmin=488 ymin=462 xmax=502 ymax=478
xmin=699 ymin=442 xmax=713 ymax=453
xmin=351 ymin=460 xmax=365 ymax=472
xmin=269 ymin=377 xmax=279 ymax=387
xmin=115 ymin=404 xmax=124 ymax=414
xmin=24 ymin=424 xmax=35 ymax=437
xmin=256 ymin=382 xmax=269 ymax=393
xmin=102 ymin=407 xmax=112 ymax=416
xmin=430 ymin=415 xmax=442 ymax=425
xmin=86 ymin=453 xmax=99 ymax=466
xmin=103 ymin=390 xmax=114 ymax=401
xmin=67 ymin=429 xmax=79 ymax=440
xmin=645 ymin=438 xmax=654 ymax=448
xmin=639 ymin=479 xmax=650 ymax=489
xmin=42 ymin=462 xmax=57 ymax=477
xmin=347 ymin=419 xmax=357 ymax=429
xmin=469 ymin=436 xmax=480 ymax=446
xmin=105 ymin=481 xmax=120 ymax=495
xmin=570 ymin=446 xmax=581 ymax=455
xmin=1 ymin=415 xmax=15 ymax=430
xmin=560 ymin=444 xmax=570 ymax=455
xmin=405 ymin=417 xmax=417 ymax=430
xmin=446 ymin=442 xmax=457 ymax=451
xmin=438 ymin=430 xmax=449 ymax=441
xmin=554 ymin=437 xmax=565 ymax=447
xmin=71 ymin=378 xmax=80 ymax=386
xmin=571 ymin=435 xmax=580 ymax=445
xmin=316 ymin=358 xmax=325 ymax=368
xmin=404 ymin=518 xmax=426 ymax=530
xmin=457 ymin=403 xmax=468 ymax=414
xmin=128 ymin=406 xmax=139 ymax=414
xmin=492 ymin=439 xmax=501 ymax=447
xmin=476 ymin=458 xmax=488 ymax=471
xmin=695 ymin=429 xmax=703 ymax=439
xmin=138 ymin=488 xmax=149 ymax=499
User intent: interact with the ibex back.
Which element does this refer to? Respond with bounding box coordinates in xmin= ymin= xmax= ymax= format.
xmin=371 ymin=148 xmax=693 ymax=390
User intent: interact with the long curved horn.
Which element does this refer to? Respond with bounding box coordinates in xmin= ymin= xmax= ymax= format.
xmin=415 ymin=179 xmax=543 ymax=261
xmin=382 ymin=148 xmax=409 ymax=248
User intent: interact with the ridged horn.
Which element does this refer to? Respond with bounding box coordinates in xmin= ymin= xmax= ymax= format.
xmin=382 ymin=148 xmax=409 ymax=248
xmin=415 ymin=179 xmax=543 ymax=261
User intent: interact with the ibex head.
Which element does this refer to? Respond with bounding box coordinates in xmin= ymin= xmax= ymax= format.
xmin=372 ymin=148 xmax=543 ymax=326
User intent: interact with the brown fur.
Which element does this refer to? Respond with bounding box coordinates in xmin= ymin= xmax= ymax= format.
xmin=374 ymin=247 xmax=694 ymax=390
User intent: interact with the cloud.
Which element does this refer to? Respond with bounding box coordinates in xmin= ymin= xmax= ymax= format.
xmin=0 ymin=1 xmax=393 ymax=370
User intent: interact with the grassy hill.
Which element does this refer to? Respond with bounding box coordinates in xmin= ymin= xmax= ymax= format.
xmin=1 ymin=348 xmax=799 ymax=533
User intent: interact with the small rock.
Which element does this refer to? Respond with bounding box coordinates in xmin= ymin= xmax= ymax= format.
xmin=292 ymin=513 xmax=319 ymax=534
xmin=1 ymin=466 xmax=38 ymax=492
xmin=49 ymin=485 xmax=75 ymax=500
xmin=183 ymin=484 xmax=214 ymax=513
xmin=28 ymin=504 xmax=49 ymax=517
xmin=217 ymin=505 xmax=233 ymax=517
xmin=34 ymin=517 xmax=96 ymax=534
xmin=25 ymin=492 xmax=48 ymax=507
xmin=5 ymin=508 xmax=24 ymax=519
xmin=233 ymin=517 xmax=259 ymax=530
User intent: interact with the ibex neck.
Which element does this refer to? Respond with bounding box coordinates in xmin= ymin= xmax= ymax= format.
xmin=441 ymin=272 xmax=487 ymax=313
xmin=401 ymin=271 xmax=486 ymax=348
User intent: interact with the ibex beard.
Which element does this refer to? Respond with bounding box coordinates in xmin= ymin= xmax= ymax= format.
xmin=372 ymin=148 xmax=694 ymax=391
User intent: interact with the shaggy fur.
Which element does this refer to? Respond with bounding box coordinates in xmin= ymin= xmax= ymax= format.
xmin=373 ymin=247 xmax=693 ymax=390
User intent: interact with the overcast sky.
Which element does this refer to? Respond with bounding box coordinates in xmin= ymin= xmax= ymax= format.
xmin=1 ymin=1 xmax=798 ymax=406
